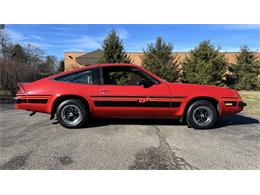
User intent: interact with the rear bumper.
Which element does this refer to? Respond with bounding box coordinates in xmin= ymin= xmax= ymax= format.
xmin=14 ymin=95 xmax=51 ymax=113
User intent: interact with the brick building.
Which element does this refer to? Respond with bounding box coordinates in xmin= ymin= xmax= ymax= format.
xmin=64 ymin=50 xmax=260 ymax=71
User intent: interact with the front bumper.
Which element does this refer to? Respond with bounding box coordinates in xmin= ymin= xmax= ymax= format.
xmin=238 ymin=101 xmax=247 ymax=108
xmin=221 ymin=98 xmax=246 ymax=116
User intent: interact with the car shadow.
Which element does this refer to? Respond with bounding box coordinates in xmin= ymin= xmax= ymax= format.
xmin=86 ymin=118 xmax=181 ymax=128
xmin=86 ymin=114 xmax=259 ymax=129
xmin=215 ymin=114 xmax=259 ymax=128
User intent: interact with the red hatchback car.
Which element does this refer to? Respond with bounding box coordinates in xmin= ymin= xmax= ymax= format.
xmin=15 ymin=64 xmax=246 ymax=129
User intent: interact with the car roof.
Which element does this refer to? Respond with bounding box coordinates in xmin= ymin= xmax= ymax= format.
xmin=86 ymin=63 xmax=140 ymax=69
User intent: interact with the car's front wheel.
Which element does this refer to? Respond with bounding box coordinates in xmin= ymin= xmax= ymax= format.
xmin=186 ymin=100 xmax=217 ymax=129
xmin=56 ymin=99 xmax=88 ymax=128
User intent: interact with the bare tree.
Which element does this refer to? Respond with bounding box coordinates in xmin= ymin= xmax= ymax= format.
xmin=0 ymin=30 xmax=14 ymax=59
xmin=0 ymin=59 xmax=40 ymax=95
xmin=0 ymin=30 xmax=61 ymax=96
xmin=38 ymin=55 xmax=58 ymax=74
xmin=23 ymin=44 xmax=44 ymax=66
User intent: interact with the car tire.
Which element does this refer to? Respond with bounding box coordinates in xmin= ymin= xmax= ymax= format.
xmin=186 ymin=100 xmax=217 ymax=129
xmin=56 ymin=99 xmax=88 ymax=128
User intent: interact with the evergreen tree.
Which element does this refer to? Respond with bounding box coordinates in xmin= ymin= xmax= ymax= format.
xmin=141 ymin=37 xmax=179 ymax=82
xmin=183 ymin=40 xmax=228 ymax=85
xmin=98 ymin=29 xmax=131 ymax=63
xmin=58 ymin=60 xmax=64 ymax=73
xmin=232 ymin=46 xmax=260 ymax=90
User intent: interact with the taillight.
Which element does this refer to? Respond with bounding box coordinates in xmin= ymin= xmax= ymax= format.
xmin=17 ymin=82 xmax=28 ymax=95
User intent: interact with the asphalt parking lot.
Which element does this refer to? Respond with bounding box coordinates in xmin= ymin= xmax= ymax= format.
xmin=0 ymin=103 xmax=259 ymax=170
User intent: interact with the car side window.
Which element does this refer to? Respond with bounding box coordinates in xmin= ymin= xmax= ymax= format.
xmin=54 ymin=68 xmax=99 ymax=84
xmin=102 ymin=66 xmax=159 ymax=86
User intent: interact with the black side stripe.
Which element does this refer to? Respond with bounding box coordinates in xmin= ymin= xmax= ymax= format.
xmin=17 ymin=95 xmax=51 ymax=97
xmin=28 ymin=99 xmax=48 ymax=104
xmin=91 ymin=95 xmax=186 ymax=98
xmin=94 ymin=101 xmax=181 ymax=108
xmin=16 ymin=99 xmax=27 ymax=103
xmin=16 ymin=99 xmax=48 ymax=104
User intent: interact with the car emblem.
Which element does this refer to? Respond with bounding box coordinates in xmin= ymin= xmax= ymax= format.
xmin=138 ymin=97 xmax=154 ymax=103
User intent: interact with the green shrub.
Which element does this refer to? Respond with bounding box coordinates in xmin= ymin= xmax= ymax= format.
xmin=231 ymin=46 xmax=260 ymax=90
xmin=98 ymin=30 xmax=131 ymax=64
xmin=141 ymin=37 xmax=179 ymax=82
xmin=183 ymin=40 xmax=228 ymax=85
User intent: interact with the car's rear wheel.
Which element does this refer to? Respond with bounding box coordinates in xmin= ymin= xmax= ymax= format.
xmin=186 ymin=100 xmax=217 ymax=129
xmin=56 ymin=99 xmax=88 ymax=128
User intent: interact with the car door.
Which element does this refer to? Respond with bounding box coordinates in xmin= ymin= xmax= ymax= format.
xmin=92 ymin=65 xmax=172 ymax=118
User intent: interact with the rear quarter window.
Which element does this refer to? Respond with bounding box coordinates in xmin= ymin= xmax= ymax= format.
xmin=54 ymin=68 xmax=99 ymax=84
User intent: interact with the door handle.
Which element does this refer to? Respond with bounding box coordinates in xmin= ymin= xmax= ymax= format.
xmin=100 ymin=89 xmax=109 ymax=95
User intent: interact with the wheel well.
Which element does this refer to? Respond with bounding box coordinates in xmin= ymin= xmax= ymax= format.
xmin=51 ymin=95 xmax=90 ymax=119
xmin=181 ymin=97 xmax=219 ymax=123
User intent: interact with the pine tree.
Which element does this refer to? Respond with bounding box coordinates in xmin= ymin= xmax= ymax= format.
xmin=232 ymin=46 xmax=260 ymax=90
xmin=98 ymin=29 xmax=131 ymax=64
xmin=141 ymin=37 xmax=179 ymax=82
xmin=58 ymin=60 xmax=64 ymax=73
xmin=183 ymin=40 xmax=228 ymax=85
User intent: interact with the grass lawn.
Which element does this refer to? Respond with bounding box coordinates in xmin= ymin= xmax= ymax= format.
xmin=239 ymin=91 xmax=260 ymax=116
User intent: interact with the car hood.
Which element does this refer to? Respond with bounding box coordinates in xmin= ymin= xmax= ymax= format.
xmin=166 ymin=82 xmax=239 ymax=98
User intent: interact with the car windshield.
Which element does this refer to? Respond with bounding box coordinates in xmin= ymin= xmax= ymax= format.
xmin=130 ymin=67 xmax=160 ymax=84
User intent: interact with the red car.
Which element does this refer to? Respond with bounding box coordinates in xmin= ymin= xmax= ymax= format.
xmin=15 ymin=64 xmax=246 ymax=129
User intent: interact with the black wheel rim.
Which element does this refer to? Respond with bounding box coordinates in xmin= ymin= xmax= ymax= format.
xmin=192 ymin=106 xmax=213 ymax=125
xmin=61 ymin=105 xmax=82 ymax=125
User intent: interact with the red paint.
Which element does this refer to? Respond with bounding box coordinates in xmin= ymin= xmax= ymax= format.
xmin=15 ymin=64 xmax=245 ymax=119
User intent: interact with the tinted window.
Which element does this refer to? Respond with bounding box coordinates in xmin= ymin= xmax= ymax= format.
xmin=54 ymin=68 xmax=99 ymax=84
xmin=102 ymin=66 xmax=159 ymax=86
